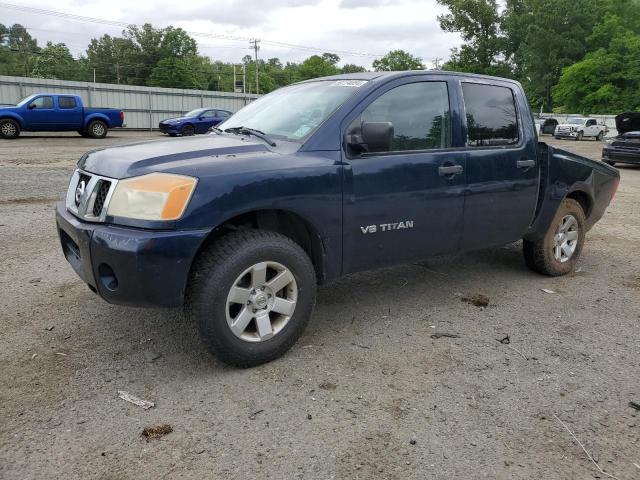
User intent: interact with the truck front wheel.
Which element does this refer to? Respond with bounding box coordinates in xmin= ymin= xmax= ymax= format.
xmin=523 ymin=198 xmax=586 ymax=276
xmin=87 ymin=120 xmax=108 ymax=139
xmin=186 ymin=230 xmax=317 ymax=367
xmin=0 ymin=119 xmax=20 ymax=139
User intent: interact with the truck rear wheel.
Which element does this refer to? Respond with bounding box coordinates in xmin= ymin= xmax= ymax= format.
xmin=0 ymin=119 xmax=20 ymax=139
xmin=87 ymin=120 xmax=108 ymax=139
xmin=523 ymin=198 xmax=586 ymax=276
xmin=186 ymin=230 xmax=317 ymax=367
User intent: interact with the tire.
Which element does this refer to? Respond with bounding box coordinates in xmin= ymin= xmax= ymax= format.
xmin=181 ymin=124 xmax=195 ymax=136
xmin=596 ymin=131 xmax=604 ymax=141
xmin=186 ymin=230 xmax=317 ymax=367
xmin=0 ymin=118 xmax=20 ymax=139
xmin=523 ymin=198 xmax=586 ymax=276
xmin=576 ymin=131 xmax=583 ymax=141
xmin=87 ymin=120 xmax=108 ymax=139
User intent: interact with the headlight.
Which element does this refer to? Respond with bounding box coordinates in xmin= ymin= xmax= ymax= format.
xmin=107 ymin=173 xmax=197 ymax=221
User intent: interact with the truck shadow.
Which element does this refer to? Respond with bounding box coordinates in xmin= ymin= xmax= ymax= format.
xmin=82 ymin=242 xmax=528 ymax=371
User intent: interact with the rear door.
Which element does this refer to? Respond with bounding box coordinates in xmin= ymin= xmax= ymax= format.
xmin=342 ymin=77 xmax=467 ymax=273
xmin=56 ymin=96 xmax=83 ymax=129
xmin=458 ymin=81 xmax=539 ymax=250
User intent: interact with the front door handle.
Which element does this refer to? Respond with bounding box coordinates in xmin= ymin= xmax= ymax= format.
xmin=438 ymin=164 xmax=464 ymax=177
xmin=517 ymin=159 xmax=536 ymax=169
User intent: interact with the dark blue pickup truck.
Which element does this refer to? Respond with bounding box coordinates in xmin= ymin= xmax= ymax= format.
xmin=55 ymin=71 xmax=619 ymax=367
xmin=0 ymin=93 xmax=124 ymax=139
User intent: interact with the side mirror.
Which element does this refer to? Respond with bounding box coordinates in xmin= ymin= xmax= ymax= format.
xmin=28 ymin=103 xmax=36 ymax=110
xmin=347 ymin=121 xmax=394 ymax=154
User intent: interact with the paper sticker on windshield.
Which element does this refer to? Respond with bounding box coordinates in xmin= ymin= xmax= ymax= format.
xmin=332 ymin=80 xmax=367 ymax=87
xmin=293 ymin=125 xmax=313 ymax=138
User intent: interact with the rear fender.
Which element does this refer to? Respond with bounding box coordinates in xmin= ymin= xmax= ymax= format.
xmin=84 ymin=113 xmax=111 ymax=128
xmin=524 ymin=145 xmax=618 ymax=240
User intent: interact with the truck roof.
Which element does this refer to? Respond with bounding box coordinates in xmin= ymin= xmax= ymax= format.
xmin=306 ymin=70 xmax=523 ymax=86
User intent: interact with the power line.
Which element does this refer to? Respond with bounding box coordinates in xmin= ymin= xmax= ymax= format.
xmin=0 ymin=2 xmax=384 ymax=58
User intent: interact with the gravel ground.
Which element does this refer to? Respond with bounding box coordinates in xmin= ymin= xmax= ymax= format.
xmin=1 ymin=131 xmax=638 ymax=479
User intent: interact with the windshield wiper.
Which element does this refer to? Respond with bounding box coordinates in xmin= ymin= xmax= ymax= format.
xmin=224 ymin=126 xmax=276 ymax=146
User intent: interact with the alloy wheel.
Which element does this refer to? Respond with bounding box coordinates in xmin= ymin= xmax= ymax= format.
xmin=225 ymin=261 xmax=298 ymax=342
xmin=553 ymin=214 xmax=579 ymax=262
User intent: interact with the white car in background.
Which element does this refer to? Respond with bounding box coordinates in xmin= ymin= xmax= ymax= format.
xmin=554 ymin=117 xmax=607 ymax=141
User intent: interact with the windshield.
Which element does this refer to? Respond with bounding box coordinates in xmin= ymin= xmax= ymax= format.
xmin=185 ymin=108 xmax=206 ymax=117
xmin=220 ymin=80 xmax=368 ymax=142
xmin=565 ymin=118 xmax=586 ymax=125
xmin=17 ymin=95 xmax=37 ymax=107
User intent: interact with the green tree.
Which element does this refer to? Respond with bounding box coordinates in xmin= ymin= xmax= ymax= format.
xmin=437 ymin=0 xmax=505 ymax=74
xmin=297 ymin=54 xmax=340 ymax=80
xmin=341 ymin=63 xmax=367 ymax=73
xmin=31 ymin=42 xmax=82 ymax=80
xmin=372 ymin=50 xmax=423 ymax=71
xmin=5 ymin=24 xmax=39 ymax=76
xmin=86 ymin=34 xmax=139 ymax=84
xmin=501 ymin=0 xmax=601 ymax=110
xmin=553 ymin=11 xmax=640 ymax=113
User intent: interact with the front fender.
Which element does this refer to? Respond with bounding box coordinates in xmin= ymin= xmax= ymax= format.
xmin=0 ymin=111 xmax=25 ymax=128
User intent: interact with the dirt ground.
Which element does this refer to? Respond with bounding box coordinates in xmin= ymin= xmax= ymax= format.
xmin=1 ymin=131 xmax=638 ymax=480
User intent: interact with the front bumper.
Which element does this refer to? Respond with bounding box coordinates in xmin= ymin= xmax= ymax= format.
xmin=56 ymin=202 xmax=210 ymax=307
xmin=554 ymin=130 xmax=579 ymax=138
xmin=159 ymin=122 xmax=180 ymax=134
xmin=602 ymin=146 xmax=640 ymax=164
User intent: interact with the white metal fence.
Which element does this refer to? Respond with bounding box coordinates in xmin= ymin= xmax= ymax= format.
xmin=0 ymin=75 xmax=259 ymax=129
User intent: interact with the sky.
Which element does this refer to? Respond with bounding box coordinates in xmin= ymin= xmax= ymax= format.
xmin=0 ymin=0 xmax=462 ymax=69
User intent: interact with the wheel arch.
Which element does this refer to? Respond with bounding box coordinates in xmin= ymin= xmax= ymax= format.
xmin=566 ymin=188 xmax=593 ymax=219
xmin=190 ymin=208 xmax=327 ymax=284
xmin=84 ymin=114 xmax=110 ymax=128
xmin=0 ymin=114 xmax=24 ymax=128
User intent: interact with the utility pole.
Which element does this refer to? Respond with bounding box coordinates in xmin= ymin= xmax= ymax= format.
xmin=249 ymin=38 xmax=260 ymax=94
xmin=432 ymin=57 xmax=443 ymax=70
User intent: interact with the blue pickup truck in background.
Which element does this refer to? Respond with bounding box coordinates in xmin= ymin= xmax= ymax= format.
xmin=0 ymin=93 xmax=124 ymax=139
xmin=56 ymin=71 xmax=620 ymax=367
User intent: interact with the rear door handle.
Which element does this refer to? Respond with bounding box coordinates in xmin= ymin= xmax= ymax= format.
xmin=438 ymin=165 xmax=464 ymax=177
xmin=517 ymin=159 xmax=536 ymax=169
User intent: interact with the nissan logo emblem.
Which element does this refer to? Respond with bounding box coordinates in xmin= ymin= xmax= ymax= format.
xmin=75 ymin=180 xmax=86 ymax=206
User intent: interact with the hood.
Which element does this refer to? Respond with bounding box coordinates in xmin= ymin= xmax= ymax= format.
xmin=615 ymin=112 xmax=640 ymax=134
xmin=160 ymin=116 xmax=192 ymax=123
xmin=78 ymin=134 xmax=272 ymax=179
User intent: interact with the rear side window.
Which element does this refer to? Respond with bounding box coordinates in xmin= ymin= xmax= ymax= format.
xmin=360 ymin=81 xmax=450 ymax=151
xmin=462 ymin=83 xmax=519 ymax=147
xmin=29 ymin=96 xmax=54 ymax=109
xmin=217 ymin=110 xmax=231 ymax=118
xmin=58 ymin=97 xmax=77 ymax=109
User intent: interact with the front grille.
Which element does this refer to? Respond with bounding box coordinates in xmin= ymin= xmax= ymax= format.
xmin=93 ymin=180 xmax=112 ymax=216
xmin=66 ymin=169 xmax=118 ymax=222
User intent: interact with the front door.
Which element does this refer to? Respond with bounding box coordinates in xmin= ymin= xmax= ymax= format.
xmin=195 ymin=109 xmax=218 ymax=133
xmin=342 ymin=79 xmax=466 ymax=274
xmin=24 ymin=95 xmax=55 ymax=129
xmin=458 ymin=81 xmax=539 ymax=251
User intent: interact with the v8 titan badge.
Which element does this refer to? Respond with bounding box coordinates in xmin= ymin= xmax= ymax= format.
xmin=360 ymin=220 xmax=414 ymax=234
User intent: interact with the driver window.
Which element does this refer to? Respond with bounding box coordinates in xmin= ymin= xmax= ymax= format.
xmin=30 ymin=96 xmax=54 ymax=109
xmin=201 ymin=110 xmax=216 ymax=118
xmin=586 ymin=119 xmax=596 ymax=126
xmin=359 ymin=82 xmax=450 ymax=152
